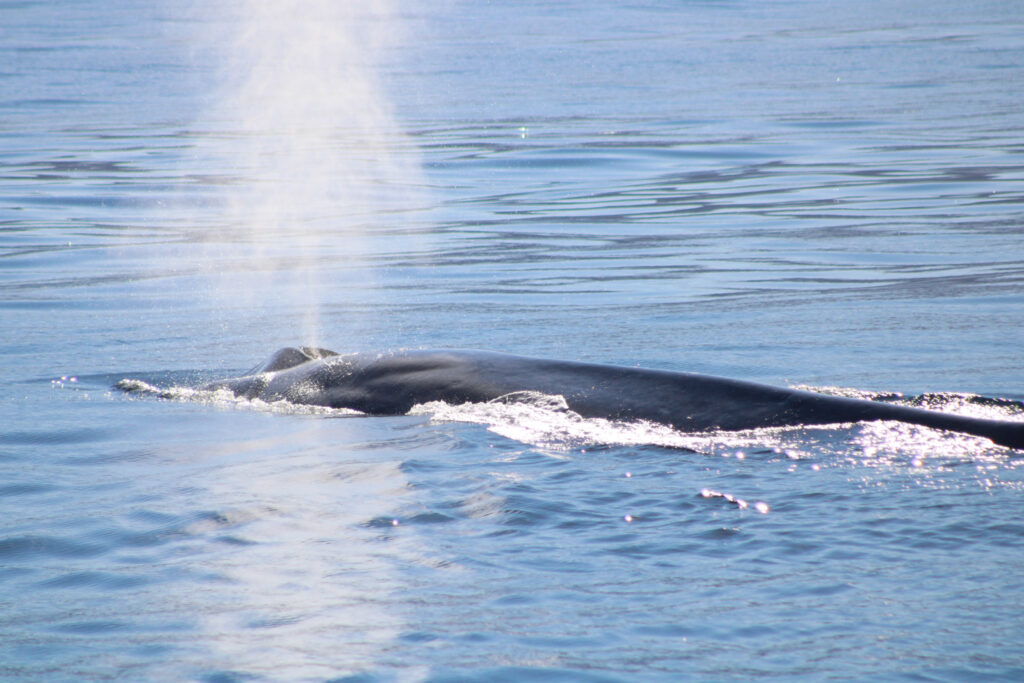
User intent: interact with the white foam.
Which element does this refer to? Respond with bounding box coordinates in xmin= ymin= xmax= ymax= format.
xmin=408 ymin=391 xmax=799 ymax=454
xmin=405 ymin=388 xmax=1024 ymax=465
xmin=115 ymin=378 xmax=362 ymax=417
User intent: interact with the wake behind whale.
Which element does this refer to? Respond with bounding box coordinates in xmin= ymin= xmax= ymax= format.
xmin=184 ymin=347 xmax=1024 ymax=451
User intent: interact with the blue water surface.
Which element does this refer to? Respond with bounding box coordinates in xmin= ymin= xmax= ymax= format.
xmin=2 ymin=1 xmax=1024 ymax=681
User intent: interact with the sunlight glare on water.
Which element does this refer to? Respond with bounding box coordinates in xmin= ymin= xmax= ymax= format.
xmin=179 ymin=451 xmax=417 ymax=679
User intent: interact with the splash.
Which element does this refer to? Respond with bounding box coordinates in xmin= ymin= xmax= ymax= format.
xmin=192 ymin=0 xmax=422 ymax=345
xmin=409 ymin=390 xmax=806 ymax=454
xmin=115 ymin=377 xmax=362 ymax=417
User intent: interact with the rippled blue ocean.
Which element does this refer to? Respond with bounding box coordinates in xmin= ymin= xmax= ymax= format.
xmin=3 ymin=1 xmax=1024 ymax=681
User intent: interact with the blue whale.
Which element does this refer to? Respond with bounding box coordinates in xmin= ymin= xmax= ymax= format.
xmin=201 ymin=347 xmax=1024 ymax=450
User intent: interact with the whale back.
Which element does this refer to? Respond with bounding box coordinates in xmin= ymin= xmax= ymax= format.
xmin=206 ymin=348 xmax=1024 ymax=450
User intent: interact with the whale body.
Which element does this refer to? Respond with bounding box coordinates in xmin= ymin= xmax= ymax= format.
xmin=202 ymin=347 xmax=1024 ymax=450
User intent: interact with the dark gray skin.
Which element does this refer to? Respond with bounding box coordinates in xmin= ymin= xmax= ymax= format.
xmin=203 ymin=347 xmax=1024 ymax=450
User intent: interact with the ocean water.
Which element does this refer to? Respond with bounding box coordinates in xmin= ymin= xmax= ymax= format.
xmin=2 ymin=0 xmax=1024 ymax=681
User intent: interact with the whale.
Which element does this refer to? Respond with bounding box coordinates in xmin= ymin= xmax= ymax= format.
xmin=200 ymin=347 xmax=1024 ymax=450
